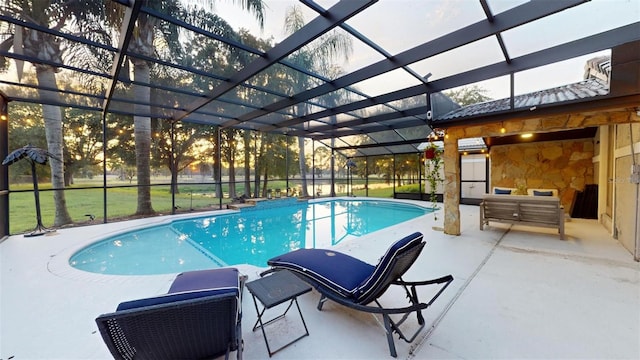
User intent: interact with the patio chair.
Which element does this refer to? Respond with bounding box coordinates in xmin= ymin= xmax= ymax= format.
xmin=265 ymin=232 xmax=454 ymax=358
xmin=95 ymin=268 xmax=243 ymax=360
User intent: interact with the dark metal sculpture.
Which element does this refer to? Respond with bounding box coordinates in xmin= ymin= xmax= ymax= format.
xmin=2 ymin=144 xmax=61 ymax=237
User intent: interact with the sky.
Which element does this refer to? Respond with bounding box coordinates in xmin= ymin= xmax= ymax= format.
xmin=212 ymin=0 xmax=639 ymax=101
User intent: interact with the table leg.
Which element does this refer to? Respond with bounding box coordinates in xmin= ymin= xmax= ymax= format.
xmin=250 ymin=294 xmax=310 ymax=357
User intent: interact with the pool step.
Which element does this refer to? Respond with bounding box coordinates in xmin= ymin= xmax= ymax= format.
xmin=227 ymin=203 xmax=256 ymax=210
xmin=228 ymin=197 xmax=302 ymax=210
xmin=244 ymin=198 xmax=269 ymax=206
xmin=227 ymin=198 xmax=268 ymax=210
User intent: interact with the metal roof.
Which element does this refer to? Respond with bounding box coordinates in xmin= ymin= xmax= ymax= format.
xmin=1 ymin=0 xmax=639 ymax=157
xmin=435 ymin=55 xmax=612 ymax=121
xmin=436 ymin=77 xmax=609 ymax=121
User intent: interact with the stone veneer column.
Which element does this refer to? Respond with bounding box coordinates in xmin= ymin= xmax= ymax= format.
xmin=443 ymin=133 xmax=460 ymax=235
xmin=596 ymin=125 xmax=609 ymax=225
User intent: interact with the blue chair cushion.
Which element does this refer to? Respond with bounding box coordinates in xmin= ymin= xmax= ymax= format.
xmin=533 ymin=190 xmax=553 ymax=196
xmin=267 ymin=232 xmax=425 ymax=303
xmin=267 ymin=248 xmax=375 ymax=298
xmin=117 ymin=268 xmax=240 ymax=311
xmin=494 ymin=188 xmax=512 ymax=195
xmin=354 ymin=232 xmax=423 ymax=302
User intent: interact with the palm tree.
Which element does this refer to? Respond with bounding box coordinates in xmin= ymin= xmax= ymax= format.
xmin=235 ymin=30 xmax=276 ymax=198
xmin=282 ymin=5 xmax=353 ymax=197
xmin=243 ymin=129 xmax=252 ymax=197
xmin=220 ymin=128 xmax=241 ymax=199
xmin=320 ymin=65 xmax=351 ymax=196
xmin=105 ymin=0 xmax=264 ymax=215
xmin=0 ymin=0 xmax=106 ymax=226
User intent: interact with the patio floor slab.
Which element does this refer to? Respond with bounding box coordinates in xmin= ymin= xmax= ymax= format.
xmin=1 ymin=203 xmax=638 ymax=359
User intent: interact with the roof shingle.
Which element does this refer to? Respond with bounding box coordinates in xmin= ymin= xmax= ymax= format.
xmin=436 ymin=77 xmax=609 ymax=121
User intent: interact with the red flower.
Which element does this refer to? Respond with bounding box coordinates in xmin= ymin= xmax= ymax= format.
xmin=424 ymin=147 xmax=437 ymax=160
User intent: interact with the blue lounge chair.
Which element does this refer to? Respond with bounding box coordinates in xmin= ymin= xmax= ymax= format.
xmin=96 ymin=268 xmax=243 ymax=360
xmin=266 ymin=232 xmax=453 ymax=358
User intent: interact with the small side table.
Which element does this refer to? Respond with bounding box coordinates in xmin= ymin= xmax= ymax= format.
xmin=246 ymin=270 xmax=312 ymax=357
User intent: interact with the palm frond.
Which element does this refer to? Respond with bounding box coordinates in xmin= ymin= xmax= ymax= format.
xmin=2 ymin=144 xmax=61 ymax=166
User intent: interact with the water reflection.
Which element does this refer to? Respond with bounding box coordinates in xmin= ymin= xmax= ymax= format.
xmin=70 ymin=200 xmax=429 ymax=275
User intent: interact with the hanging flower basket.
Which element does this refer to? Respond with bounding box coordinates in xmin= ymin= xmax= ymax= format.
xmin=424 ymin=146 xmax=437 ymax=160
xmin=424 ymin=143 xmax=443 ymax=220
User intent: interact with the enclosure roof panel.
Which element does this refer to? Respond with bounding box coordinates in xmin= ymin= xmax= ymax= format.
xmin=1 ymin=0 xmax=639 ymax=156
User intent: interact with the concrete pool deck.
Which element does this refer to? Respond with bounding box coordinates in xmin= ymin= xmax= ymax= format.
xmin=1 ymin=202 xmax=639 ymax=359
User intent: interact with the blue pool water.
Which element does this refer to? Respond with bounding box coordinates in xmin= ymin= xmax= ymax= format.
xmin=69 ymin=199 xmax=431 ymax=275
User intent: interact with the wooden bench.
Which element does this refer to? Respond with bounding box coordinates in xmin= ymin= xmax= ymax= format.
xmin=480 ymin=194 xmax=565 ymax=239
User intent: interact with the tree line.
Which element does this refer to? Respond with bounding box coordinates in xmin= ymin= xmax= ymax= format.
xmin=0 ymin=0 xmax=352 ymax=226
xmin=0 ymin=0 xmax=491 ymax=227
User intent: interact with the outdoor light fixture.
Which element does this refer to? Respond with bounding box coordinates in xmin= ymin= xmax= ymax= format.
xmin=1 ymin=102 xmax=7 ymax=120
xmin=428 ymin=128 xmax=445 ymax=141
xmin=521 ymin=133 xmax=533 ymax=139
xmin=500 ymin=122 xmax=506 ymax=134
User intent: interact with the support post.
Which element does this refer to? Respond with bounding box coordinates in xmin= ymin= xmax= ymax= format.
xmin=170 ymin=121 xmax=176 ymax=214
xmin=330 ymin=149 xmax=336 ymax=197
xmin=443 ymin=133 xmax=461 ymax=235
xmin=1 ymin=94 xmax=9 ymax=237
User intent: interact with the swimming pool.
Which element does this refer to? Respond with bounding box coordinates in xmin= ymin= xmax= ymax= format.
xmin=69 ymin=198 xmax=432 ymax=275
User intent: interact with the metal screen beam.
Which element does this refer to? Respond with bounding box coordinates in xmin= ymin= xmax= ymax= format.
xmin=296 ymin=119 xmax=431 ymax=140
xmin=233 ymin=0 xmax=587 ymax=125
xmin=122 ymin=52 xmax=334 ymax=114
xmin=103 ymin=0 xmax=142 ymax=115
xmin=0 ymin=80 xmax=211 ymax=118
xmin=272 ymin=84 xmax=428 ymax=129
xmin=1 ymin=79 xmax=103 ymax=101
xmin=9 ymin=96 xmax=177 ymax=121
xmin=274 ymin=22 xmax=640 ymax=132
xmin=146 ymin=4 xmax=376 ymax=114
xmin=141 ymin=6 xmax=262 ymax=56
xmin=480 ymin=0 xmax=511 ymax=64
xmin=0 ymin=3 xmax=356 ymax=123
xmin=0 ymin=50 xmax=109 ymax=78
xmin=173 ymin=0 xmax=377 ymax=123
xmin=141 ymin=3 xmax=375 ymax=124
xmin=332 ymin=138 xmax=428 ymax=151
xmin=427 ymin=22 xmax=640 ymax=97
xmin=302 ymin=0 xmax=428 ymax=86
xmin=0 ymin=14 xmax=116 ymax=52
xmin=284 ymin=105 xmax=429 ymax=136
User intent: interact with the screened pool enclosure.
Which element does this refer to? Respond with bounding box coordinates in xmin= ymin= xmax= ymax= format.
xmin=1 ymin=0 xmax=639 ymax=236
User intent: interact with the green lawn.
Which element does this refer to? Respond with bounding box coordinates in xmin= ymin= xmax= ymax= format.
xmin=7 ymin=179 xmax=420 ymax=234
xmin=9 ymin=185 xmax=216 ymax=233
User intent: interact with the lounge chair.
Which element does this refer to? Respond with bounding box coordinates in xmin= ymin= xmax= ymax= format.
xmin=95 ymin=268 xmax=243 ymax=360
xmin=265 ymin=232 xmax=453 ymax=357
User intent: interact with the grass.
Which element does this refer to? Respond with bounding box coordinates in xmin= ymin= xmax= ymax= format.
xmin=9 ymin=181 xmax=239 ymax=234
xmin=7 ymin=178 xmax=422 ymax=234
xmin=394 ymin=183 xmax=423 ymax=193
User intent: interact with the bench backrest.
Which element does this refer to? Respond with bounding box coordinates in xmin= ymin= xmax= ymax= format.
xmin=482 ymin=195 xmax=562 ymax=224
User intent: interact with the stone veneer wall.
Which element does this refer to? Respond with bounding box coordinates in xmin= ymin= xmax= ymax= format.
xmin=439 ymin=109 xmax=637 ymax=236
xmin=490 ymin=139 xmax=595 ymax=212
